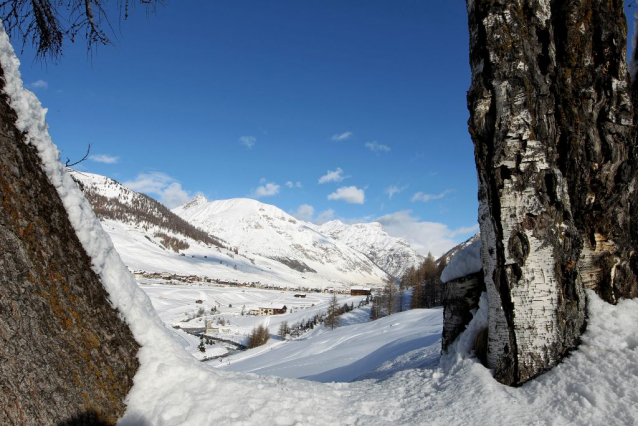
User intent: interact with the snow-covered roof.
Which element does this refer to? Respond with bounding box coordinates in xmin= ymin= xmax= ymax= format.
xmin=441 ymin=239 xmax=483 ymax=283
xmin=260 ymin=304 xmax=287 ymax=310
xmin=350 ymin=286 xmax=371 ymax=291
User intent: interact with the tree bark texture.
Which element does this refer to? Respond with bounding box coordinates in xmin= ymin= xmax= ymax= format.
xmin=441 ymin=271 xmax=485 ymax=351
xmin=0 ymin=65 xmax=139 ymax=423
xmin=467 ymin=0 xmax=638 ymax=386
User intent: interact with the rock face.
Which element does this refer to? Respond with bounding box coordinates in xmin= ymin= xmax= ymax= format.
xmin=466 ymin=0 xmax=638 ymax=386
xmin=0 ymin=67 xmax=139 ymax=423
xmin=441 ymin=272 xmax=485 ymax=351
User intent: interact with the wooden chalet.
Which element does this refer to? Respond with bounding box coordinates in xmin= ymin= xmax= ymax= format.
xmin=258 ymin=304 xmax=287 ymax=315
xmin=350 ymin=286 xmax=372 ymax=296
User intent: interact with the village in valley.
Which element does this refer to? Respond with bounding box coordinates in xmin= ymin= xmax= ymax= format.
xmin=138 ymin=273 xmax=375 ymax=363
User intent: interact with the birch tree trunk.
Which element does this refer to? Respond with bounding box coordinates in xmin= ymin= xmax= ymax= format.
xmin=467 ymin=0 xmax=637 ymax=386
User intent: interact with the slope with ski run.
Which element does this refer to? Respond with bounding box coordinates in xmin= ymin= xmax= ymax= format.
xmin=219 ymin=306 xmax=442 ymax=383
xmin=3 ymin=26 xmax=636 ymax=426
xmin=317 ymin=219 xmax=425 ymax=279
xmin=173 ymin=196 xmax=391 ymax=289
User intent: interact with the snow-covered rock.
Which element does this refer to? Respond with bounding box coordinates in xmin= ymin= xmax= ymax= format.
xmin=317 ymin=219 xmax=424 ymax=279
xmin=438 ymin=233 xmax=480 ymax=265
xmin=441 ymin=239 xmax=482 ymax=283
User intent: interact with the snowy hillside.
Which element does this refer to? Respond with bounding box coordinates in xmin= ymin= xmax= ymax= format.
xmin=173 ymin=197 xmax=391 ymax=288
xmin=317 ymin=219 xmax=424 ymax=279
xmin=71 ymin=171 xmax=225 ymax=249
xmin=220 ymin=307 xmax=442 ymax=382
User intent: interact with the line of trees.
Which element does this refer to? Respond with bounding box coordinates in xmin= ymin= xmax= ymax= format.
xmin=370 ymin=253 xmax=447 ymax=321
xmin=370 ymin=279 xmax=400 ymax=320
xmin=278 ymin=295 xmax=363 ymax=340
xmin=402 ymin=253 xmax=447 ymax=310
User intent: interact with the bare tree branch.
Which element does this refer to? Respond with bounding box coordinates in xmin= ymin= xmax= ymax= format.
xmin=65 ymin=142 xmax=91 ymax=167
xmin=0 ymin=0 xmax=165 ymax=60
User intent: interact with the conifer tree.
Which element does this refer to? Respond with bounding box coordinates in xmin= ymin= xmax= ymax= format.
xmin=325 ymin=293 xmax=341 ymax=330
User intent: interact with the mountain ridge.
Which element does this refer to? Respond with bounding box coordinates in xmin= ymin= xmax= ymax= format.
xmin=172 ymin=196 xmax=391 ymax=286
xmin=316 ymin=219 xmax=425 ymax=279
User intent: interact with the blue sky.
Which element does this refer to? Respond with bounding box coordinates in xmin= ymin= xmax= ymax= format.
xmin=15 ymin=2 xmax=481 ymax=255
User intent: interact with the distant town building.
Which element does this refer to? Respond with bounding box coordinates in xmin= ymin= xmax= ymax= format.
xmin=205 ymin=320 xmax=219 ymax=334
xmin=258 ymin=304 xmax=287 ymax=315
xmin=350 ymin=286 xmax=371 ymax=296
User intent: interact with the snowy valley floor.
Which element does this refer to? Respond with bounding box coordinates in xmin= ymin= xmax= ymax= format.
xmin=133 ymin=284 xmax=638 ymax=425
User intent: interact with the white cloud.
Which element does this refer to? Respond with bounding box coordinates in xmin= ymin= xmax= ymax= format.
xmin=328 ymin=186 xmax=365 ymax=204
xmin=365 ymin=141 xmax=391 ymax=153
xmin=286 ymin=181 xmax=302 ymax=188
xmin=253 ymin=182 xmax=280 ymax=198
xmin=315 ymin=209 xmax=335 ymax=224
xmin=376 ymin=210 xmax=477 ymax=257
xmin=89 ymin=154 xmax=119 ymax=164
xmin=331 ymin=131 xmax=353 ymax=141
xmin=27 ymin=80 xmax=48 ymax=90
xmin=386 ymin=184 xmax=407 ymax=199
xmin=291 ymin=205 xmax=334 ymax=224
xmin=411 ymin=189 xmax=454 ymax=202
xmin=239 ymin=136 xmax=256 ymax=149
xmin=449 ymin=224 xmax=480 ymax=238
xmin=292 ymin=204 xmax=315 ymax=222
xmin=124 ymin=172 xmax=192 ymax=208
xmin=162 ymin=182 xmax=191 ymax=209
xmin=318 ymin=167 xmax=348 ymax=184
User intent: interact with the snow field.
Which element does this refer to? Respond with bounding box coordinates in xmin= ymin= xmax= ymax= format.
xmin=219 ymin=307 xmax=443 ymax=383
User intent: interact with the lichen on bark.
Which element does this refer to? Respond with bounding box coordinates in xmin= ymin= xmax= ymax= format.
xmin=0 ymin=63 xmax=139 ymax=424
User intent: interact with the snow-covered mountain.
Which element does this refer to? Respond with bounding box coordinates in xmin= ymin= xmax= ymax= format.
xmin=173 ymin=197 xmax=390 ymax=287
xmin=72 ymin=171 xmax=389 ymax=289
xmin=316 ymin=220 xmax=424 ymax=279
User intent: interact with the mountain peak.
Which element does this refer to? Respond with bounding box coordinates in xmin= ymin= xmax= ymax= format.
xmin=181 ymin=194 xmax=208 ymax=209
xmin=318 ymin=220 xmax=424 ymax=278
